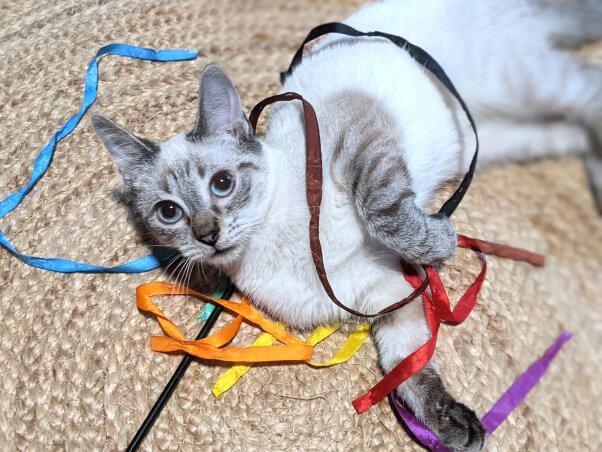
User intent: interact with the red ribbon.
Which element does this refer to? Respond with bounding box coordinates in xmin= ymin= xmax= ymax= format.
xmin=353 ymin=235 xmax=544 ymax=412
xmin=353 ymin=234 xmax=528 ymax=413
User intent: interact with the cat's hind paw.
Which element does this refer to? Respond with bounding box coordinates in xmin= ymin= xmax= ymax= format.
xmin=434 ymin=401 xmax=486 ymax=452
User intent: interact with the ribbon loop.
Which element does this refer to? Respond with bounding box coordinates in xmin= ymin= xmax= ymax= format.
xmin=280 ymin=21 xmax=479 ymax=218
xmin=0 ymin=44 xmax=197 ymax=273
xmin=352 ymin=239 xmax=487 ymax=413
xmin=137 ymin=281 xmax=372 ymax=394
xmin=250 ymin=92 xmax=429 ymax=318
xmin=137 ymin=282 xmax=313 ymax=363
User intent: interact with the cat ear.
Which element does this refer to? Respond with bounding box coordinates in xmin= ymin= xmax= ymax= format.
xmin=92 ymin=114 xmax=158 ymax=182
xmin=191 ymin=64 xmax=253 ymax=140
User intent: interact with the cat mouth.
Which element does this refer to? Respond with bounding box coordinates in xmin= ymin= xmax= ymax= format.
xmin=213 ymin=245 xmax=236 ymax=256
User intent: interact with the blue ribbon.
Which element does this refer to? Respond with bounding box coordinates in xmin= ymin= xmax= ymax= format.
xmin=0 ymin=44 xmax=198 ymax=273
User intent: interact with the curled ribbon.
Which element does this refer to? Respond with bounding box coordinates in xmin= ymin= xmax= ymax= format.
xmin=137 ymin=282 xmax=313 ymax=363
xmin=136 ymin=282 xmax=371 ymax=397
xmin=0 ymin=44 xmax=197 ymax=274
xmin=352 ymin=234 xmax=545 ymax=413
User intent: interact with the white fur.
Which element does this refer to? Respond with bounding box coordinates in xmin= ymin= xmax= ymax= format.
xmin=338 ymin=0 xmax=602 ymax=164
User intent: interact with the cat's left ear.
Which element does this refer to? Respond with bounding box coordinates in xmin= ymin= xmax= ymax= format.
xmin=191 ymin=64 xmax=253 ymax=141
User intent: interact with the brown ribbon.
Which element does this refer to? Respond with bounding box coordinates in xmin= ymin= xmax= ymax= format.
xmin=249 ymin=92 xmax=429 ymax=318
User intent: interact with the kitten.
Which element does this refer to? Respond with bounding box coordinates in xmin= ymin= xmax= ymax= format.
xmin=93 ymin=1 xmax=602 ymax=450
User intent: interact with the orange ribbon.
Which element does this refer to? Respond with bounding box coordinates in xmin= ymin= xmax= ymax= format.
xmin=136 ymin=282 xmax=313 ymax=363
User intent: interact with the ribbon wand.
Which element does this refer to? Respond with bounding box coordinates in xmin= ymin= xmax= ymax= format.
xmin=126 ymin=283 xmax=235 ymax=451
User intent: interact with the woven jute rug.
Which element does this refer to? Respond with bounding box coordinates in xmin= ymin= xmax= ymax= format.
xmin=1 ymin=1 xmax=601 ymax=450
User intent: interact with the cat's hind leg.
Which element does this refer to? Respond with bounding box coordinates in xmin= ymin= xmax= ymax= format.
xmin=474 ymin=120 xmax=591 ymax=170
xmin=584 ymin=154 xmax=602 ymax=213
xmin=372 ymin=303 xmax=485 ymax=452
xmin=551 ymin=61 xmax=602 ymax=212
xmin=493 ymin=42 xmax=602 ymax=210
xmin=539 ymin=59 xmax=602 ymax=212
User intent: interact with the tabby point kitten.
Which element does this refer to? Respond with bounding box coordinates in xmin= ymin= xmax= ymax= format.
xmin=93 ymin=1 xmax=602 ymax=450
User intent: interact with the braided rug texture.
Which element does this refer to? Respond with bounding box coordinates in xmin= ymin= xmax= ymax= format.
xmin=0 ymin=0 xmax=601 ymax=450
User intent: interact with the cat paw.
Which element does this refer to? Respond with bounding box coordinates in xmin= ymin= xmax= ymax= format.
xmin=433 ymin=401 xmax=486 ymax=452
xmin=427 ymin=213 xmax=457 ymax=264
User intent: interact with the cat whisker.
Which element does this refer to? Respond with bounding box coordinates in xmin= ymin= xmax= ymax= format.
xmin=161 ymin=254 xmax=183 ymax=277
xmin=169 ymin=257 xmax=190 ymax=298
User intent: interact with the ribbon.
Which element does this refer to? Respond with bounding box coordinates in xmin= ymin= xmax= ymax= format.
xmin=352 ymin=235 xmax=487 ymax=413
xmin=0 ymin=44 xmax=197 ymax=273
xmin=211 ymin=323 xmax=371 ymax=397
xmin=352 ymin=235 xmax=545 ymax=413
xmin=389 ymin=332 xmax=572 ymax=451
xmin=211 ymin=332 xmax=278 ymax=397
xmin=308 ymin=323 xmax=370 ymax=367
xmin=280 ymin=22 xmax=480 ymax=218
xmin=250 ymin=92 xmax=430 ymax=318
xmin=137 ymin=281 xmax=371 ymax=395
xmin=138 ymin=235 xmax=544 ymax=411
xmin=480 ymin=332 xmax=572 ymax=434
xmin=137 ymin=282 xmax=313 ymax=363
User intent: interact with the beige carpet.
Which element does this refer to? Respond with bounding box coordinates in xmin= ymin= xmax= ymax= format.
xmin=1 ymin=1 xmax=601 ymax=450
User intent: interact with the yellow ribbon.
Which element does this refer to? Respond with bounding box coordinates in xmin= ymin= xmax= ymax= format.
xmin=212 ymin=323 xmax=370 ymax=397
xmin=309 ymin=323 xmax=370 ymax=367
xmin=211 ymin=332 xmax=277 ymax=397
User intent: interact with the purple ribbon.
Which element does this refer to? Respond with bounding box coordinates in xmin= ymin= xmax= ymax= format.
xmin=389 ymin=332 xmax=573 ymax=451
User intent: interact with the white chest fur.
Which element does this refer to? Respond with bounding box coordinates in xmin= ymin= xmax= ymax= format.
xmin=233 ymin=159 xmax=414 ymax=330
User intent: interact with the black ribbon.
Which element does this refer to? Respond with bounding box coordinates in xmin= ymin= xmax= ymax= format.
xmin=281 ymin=22 xmax=479 ymax=217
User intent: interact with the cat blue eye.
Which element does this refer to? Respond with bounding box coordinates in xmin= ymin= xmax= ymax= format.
xmin=156 ymin=200 xmax=184 ymax=224
xmin=210 ymin=171 xmax=235 ymax=197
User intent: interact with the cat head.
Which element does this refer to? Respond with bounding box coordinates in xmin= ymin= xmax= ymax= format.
xmin=92 ymin=64 xmax=270 ymax=269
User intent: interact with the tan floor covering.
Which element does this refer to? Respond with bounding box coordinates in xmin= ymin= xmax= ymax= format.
xmin=0 ymin=0 xmax=601 ymax=450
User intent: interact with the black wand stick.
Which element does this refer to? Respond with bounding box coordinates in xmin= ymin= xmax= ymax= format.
xmin=126 ymin=283 xmax=235 ymax=451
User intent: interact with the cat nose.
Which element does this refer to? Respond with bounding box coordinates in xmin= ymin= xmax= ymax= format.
xmin=194 ymin=227 xmax=219 ymax=247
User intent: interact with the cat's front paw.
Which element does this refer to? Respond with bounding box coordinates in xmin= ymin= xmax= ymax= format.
xmin=427 ymin=213 xmax=457 ymax=264
xmin=433 ymin=401 xmax=486 ymax=452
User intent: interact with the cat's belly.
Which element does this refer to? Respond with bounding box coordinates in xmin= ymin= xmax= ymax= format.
xmin=231 ymin=188 xmax=416 ymax=330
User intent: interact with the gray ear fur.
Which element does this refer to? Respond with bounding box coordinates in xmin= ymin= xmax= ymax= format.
xmin=91 ymin=114 xmax=158 ymax=181
xmin=191 ymin=64 xmax=253 ymax=140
